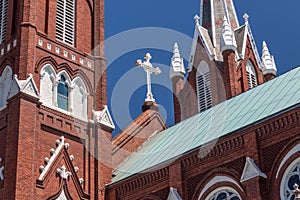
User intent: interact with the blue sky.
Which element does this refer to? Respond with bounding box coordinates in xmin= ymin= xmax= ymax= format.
xmin=105 ymin=1 xmax=300 ymax=136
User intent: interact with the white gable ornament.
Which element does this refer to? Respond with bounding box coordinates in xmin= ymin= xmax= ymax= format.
xmin=92 ymin=105 xmax=115 ymax=129
xmin=240 ymin=157 xmax=267 ymax=182
xmin=167 ymin=187 xmax=182 ymax=200
xmin=56 ymin=165 xmax=72 ymax=180
xmin=8 ymin=74 xmax=40 ymax=99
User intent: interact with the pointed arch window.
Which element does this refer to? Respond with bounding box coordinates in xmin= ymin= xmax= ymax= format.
xmin=56 ymin=0 xmax=75 ymax=46
xmin=57 ymin=75 xmax=69 ymax=110
xmin=246 ymin=61 xmax=257 ymax=89
xmin=280 ymin=158 xmax=300 ymax=200
xmin=196 ymin=61 xmax=212 ymax=113
xmin=206 ymin=188 xmax=241 ymax=200
xmin=0 ymin=0 xmax=8 ymax=44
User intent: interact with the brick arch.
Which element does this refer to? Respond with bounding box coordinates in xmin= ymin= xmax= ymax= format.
xmin=191 ymin=169 xmax=244 ymax=200
xmin=0 ymin=57 xmax=15 ymax=75
xmin=268 ymin=138 xmax=300 ymax=199
xmin=47 ymin=179 xmax=74 ymax=200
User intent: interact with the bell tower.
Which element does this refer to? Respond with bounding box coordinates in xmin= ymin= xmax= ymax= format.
xmin=0 ymin=0 xmax=113 ymax=200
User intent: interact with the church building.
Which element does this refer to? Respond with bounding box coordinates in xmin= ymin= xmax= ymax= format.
xmin=0 ymin=0 xmax=300 ymax=200
xmin=106 ymin=0 xmax=300 ymax=200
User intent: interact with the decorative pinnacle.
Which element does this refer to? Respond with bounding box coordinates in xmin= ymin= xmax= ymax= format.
xmin=170 ymin=42 xmax=185 ymax=78
xmin=243 ymin=13 xmax=249 ymax=23
xmin=136 ymin=53 xmax=161 ymax=102
xmin=220 ymin=16 xmax=237 ymax=52
xmin=194 ymin=15 xmax=200 ymax=25
xmin=56 ymin=165 xmax=72 ymax=180
xmin=261 ymin=41 xmax=277 ymax=75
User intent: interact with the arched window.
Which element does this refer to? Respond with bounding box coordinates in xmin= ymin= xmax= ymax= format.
xmin=0 ymin=0 xmax=8 ymax=44
xmin=246 ymin=61 xmax=257 ymax=89
xmin=57 ymin=75 xmax=69 ymax=110
xmin=206 ymin=187 xmax=241 ymax=200
xmin=196 ymin=61 xmax=212 ymax=113
xmin=280 ymin=158 xmax=300 ymax=200
xmin=0 ymin=65 xmax=12 ymax=109
xmin=72 ymin=77 xmax=88 ymax=118
xmin=56 ymin=0 xmax=75 ymax=46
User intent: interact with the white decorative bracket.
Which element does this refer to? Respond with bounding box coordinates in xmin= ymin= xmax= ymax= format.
xmin=240 ymin=157 xmax=267 ymax=182
xmin=0 ymin=157 xmax=4 ymax=181
xmin=92 ymin=105 xmax=115 ymax=130
xmin=38 ymin=136 xmax=69 ymax=180
xmin=135 ymin=53 xmax=161 ymax=102
xmin=56 ymin=165 xmax=72 ymax=180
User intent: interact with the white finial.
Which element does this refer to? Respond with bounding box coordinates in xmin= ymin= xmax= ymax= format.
xmin=194 ymin=15 xmax=200 ymax=25
xmin=136 ymin=53 xmax=161 ymax=102
xmin=170 ymin=42 xmax=185 ymax=78
xmin=293 ymin=184 xmax=300 ymax=200
xmin=261 ymin=41 xmax=277 ymax=76
xmin=220 ymin=16 xmax=237 ymax=52
xmin=56 ymin=165 xmax=72 ymax=180
xmin=0 ymin=158 xmax=4 ymax=181
xmin=243 ymin=13 xmax=249 ymax=23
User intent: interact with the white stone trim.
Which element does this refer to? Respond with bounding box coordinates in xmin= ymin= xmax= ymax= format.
xmin=198 ymin=176 xmax=243 ymax=200
xmin=204 ymin=186 xmax=241 ymax=200
xmin=93 ymin=105 xmax=115 ymax=129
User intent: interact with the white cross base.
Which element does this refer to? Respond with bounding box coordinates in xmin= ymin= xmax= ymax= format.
xmin=136 ymin=53 xmax=161 ymax=102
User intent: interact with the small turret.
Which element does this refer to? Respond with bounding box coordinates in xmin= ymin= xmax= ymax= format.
xmin=261 ymin=41 xmax=277 ymax=81
xmin=170 ymin=42 xmax=186 ymax=79
xmin=220 ymin=16 xmax=237 ymax=53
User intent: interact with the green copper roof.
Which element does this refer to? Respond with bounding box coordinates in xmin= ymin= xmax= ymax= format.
xmin=113 ymin=66 xmax=300 ymax=182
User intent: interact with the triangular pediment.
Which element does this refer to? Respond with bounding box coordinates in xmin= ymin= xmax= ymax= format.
xmin=7 ymin=74 xmax=40 ymax=99
xmin=36 ymin=136 xmax=89 ymax=199
xmin=93 ymin=105 xmax=115 ymax=129
xmin=240 ymin=157 xmax=267 ymax=182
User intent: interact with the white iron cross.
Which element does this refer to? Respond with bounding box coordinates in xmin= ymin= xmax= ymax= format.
xmin=136 ymin=53 xmax=161 ymax=102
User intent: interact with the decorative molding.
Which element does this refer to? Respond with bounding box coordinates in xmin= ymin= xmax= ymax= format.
xmin=38 ymin=136 xmax=69 ymax=181
xmin=240 ymin=157 xmax=267 ymax=182
xmin=56 ymin=165 xmax=72 ymax=180
xmin=182 ymin=136 xmax=244 ymax=169
xmin=116 ymin=167 xmax=169 ymax=196
xmin=256 ymin=111 xmax=299 ymax=138
xmin=167 ymin=187 xmax=182 ymax=200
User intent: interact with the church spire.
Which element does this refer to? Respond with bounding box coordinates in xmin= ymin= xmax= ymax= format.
xmin=200 ymin=0 xmax=239 ymax=50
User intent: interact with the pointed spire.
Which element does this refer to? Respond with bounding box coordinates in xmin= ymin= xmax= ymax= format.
xmin=170 ymin=42 xmax=185 ymax=79
xmin=261 ymin=41 xmax=277 ymax=76
xmin=220 ymin=16 xmax=237 ymax=53
xmin=194 ymin=15 xmax=200 ymax=26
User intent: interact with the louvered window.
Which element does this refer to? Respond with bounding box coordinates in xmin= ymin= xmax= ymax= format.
xmin=56 ymin=0 xmax=75 ymax=46
xmin=196 ymin=61 xmax=212 ymax=113
xmin=0 ymin=0 xmax=8 ymax=44
xmin=246 ymin=61 xmax=257 ymax=89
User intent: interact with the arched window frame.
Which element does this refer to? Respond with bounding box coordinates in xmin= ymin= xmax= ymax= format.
xmin=72 ymin=77 xmax=88 ymax=119
xmin=205 ymin=186 xmax=241 ymax=200
xmin=56 ymin=0 xmax=76 ymax=46
xmin=0 ymin=0 xmax=8 ymax=44
xmin=56 ymin=71 xmax=72 ymax=112
xmin=280 ymin=157 xmax=300 ymax=200
xmin=246 ymin=60 xmax=257 ymax=89
xmin=196 ymin=61 xmax=212 ymax=113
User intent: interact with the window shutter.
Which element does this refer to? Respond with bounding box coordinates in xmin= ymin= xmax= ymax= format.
xmin=0 ymin=0 xmax=8 ymax=44
xmin=197 ymin=72 xmax=212 ymax=113
xmin=56 ymin=0 xmax=75 ymax=46
xmin=246 ymin=61 xmax=257 ymax=89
